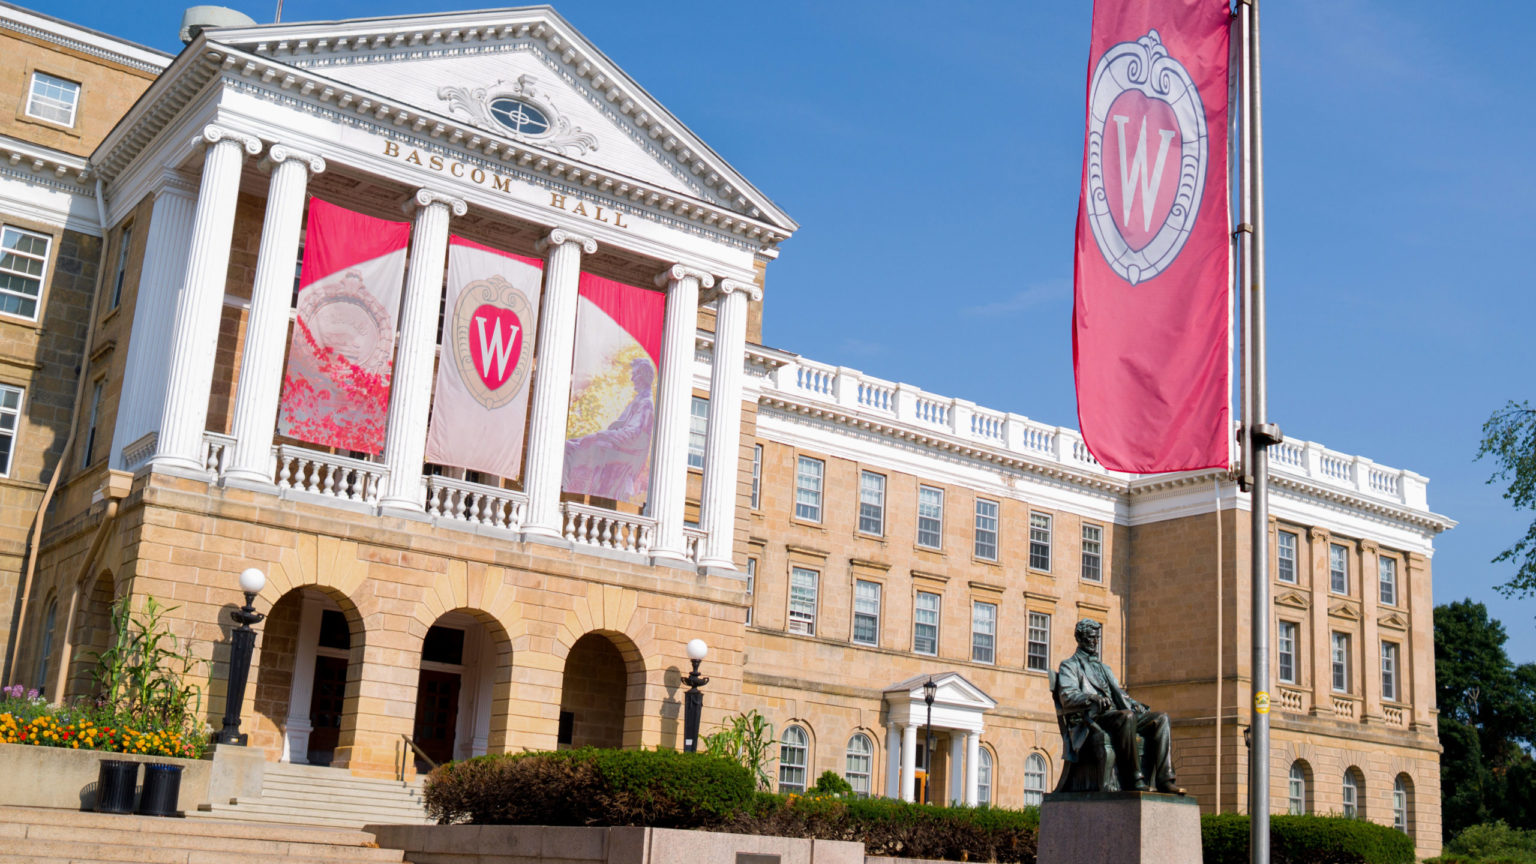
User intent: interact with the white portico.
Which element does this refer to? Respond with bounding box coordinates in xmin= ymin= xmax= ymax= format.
xmin=883 ymin=672 xmax=997 ymax=805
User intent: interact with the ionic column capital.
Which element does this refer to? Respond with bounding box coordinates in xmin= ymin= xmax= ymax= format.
xmin=655 ymin=263 xmax=715 ymax=290
xmin=407 ymin=188 xmax=468 ymax=216
xmin=536 ymin=227 xmax=597 ymax=255
xmin=196 ymin=124 xmax=262 ymax=156
xmin=715 ymin=278 xmax=762 ymax=301
xmin=263 ymin=144 xmax=327 ymax=175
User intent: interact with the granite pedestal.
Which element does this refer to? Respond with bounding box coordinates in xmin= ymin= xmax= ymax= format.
xmin=1038 ymin=792 xmax=1201 ymax=864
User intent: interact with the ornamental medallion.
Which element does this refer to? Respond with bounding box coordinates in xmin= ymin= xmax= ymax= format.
xmin=452 ymin=275 xmax=534 ymax=409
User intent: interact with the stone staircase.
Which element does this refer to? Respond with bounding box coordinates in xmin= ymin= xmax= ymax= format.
xmin=0 ymin=805 xmax=407 ymax=864
xmin=189 ymin=760 xmax=432 ymax=829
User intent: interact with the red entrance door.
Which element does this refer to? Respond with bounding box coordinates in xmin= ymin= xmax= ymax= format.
xmin=412 ymin=670 xmax=461 ymax=770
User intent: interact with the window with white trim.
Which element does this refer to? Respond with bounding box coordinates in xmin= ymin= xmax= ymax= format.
xmin=0 ymin=226 xmax=51 ymax=320
xmin=1288 ymin=762 xmax=1308 ymax=815
xmin=977 ymin=748 xmax=993 ymax=805
xmin=744 ymin=557 xmax=756 ymax=626
xmin=750 ymin=444 xmax=762 ymax=509
xmin=1081 ymin=523 xmax=1103 ymax=582
xmin=845 ymin=733 xmax=873 ymax=797
xmin=789 ymin=567 xmax=818 ymax=635
xmin=34 ymin=599 xmax=56 ymax=693
xmin=1029 ymin=513 xmax=1052 ymax=571
xmin=917 ymin=486 xmax=944 ymax=548
xmin=1330 ymin=543 xmax=1349 ymax=594
xmin=913 ymin=591 xmax=940 ymax=656
xmin=0 ymin=384 xmax=22 ymax=477
xmin=859 ymin=471 xmax=885 ymax=535
xmin=687 ymin=396 xmax=708 ymax=469
xmin=1393 ymin=775 xmax=1410 ymax=833
xmin=1278 ymin=620 xmax=1297 ymax=685
xmin=1331 ymin=632 xmax=1351 ymax=693
xmin=1023 ymin=753 xmax=1047 ymax=807
xmin=971 ymin=600 xmax=997 ymax=664
xmin=1379 ymin=556 xmax=1398 ymax=606
xmin=795 ymin=456 xmax=823 ymax=522
xmin=1342 ymin=770 xmax=1361 ymax=819
xmin=1381 ymin=640 xmax=1400 ymax=702
xmin=109 ymin=223 xmax=132 ymax=310
xmin=853 ymin=579 xmax=880 ymax=646
xmin=779 ymin=725 xmax=809 ymax=793
xmin=82 ymin=379 xmax=103 ymax=468
xmin=26 ymin=72 xmax=80 ymax=126
xmin=974 ymin=498 xmax=998 ymax=560
xmin=1277 ymin=530 xmax=1298 ymax=583
xmin=1026 ymin=611 xmax=1051 ymax=672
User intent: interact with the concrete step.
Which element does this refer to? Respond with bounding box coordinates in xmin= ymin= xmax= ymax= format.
xmin=0 ymin=806 xmax=383 ymax=846
xmin=6 ymin=839 xmax=405 ymax=864
xmin=190 ymin=805 xmax=431 ymax=830
xmin=255 ymin=786 xmax=425 ymax=808
xmin=207 ymin=797 xmax=430 ymax=822
xmin=15 ymin=821 xmax=405 ymax=860
xmin=265 ymin=762 xmax=425 ymax=788
xmin=262 ymin=776 xmax=424 ymax=795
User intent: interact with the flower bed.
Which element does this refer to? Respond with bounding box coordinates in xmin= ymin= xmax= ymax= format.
xmin=0 ymin=684 xmax=206 ymax=759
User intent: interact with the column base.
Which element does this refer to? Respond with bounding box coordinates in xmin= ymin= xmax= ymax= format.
xmin=283 ymin=719 xmax=313 ymax=764
xmin=698 ymin=556 xmax=738 ymax=572
xmin=148 ymin=453 xmax=210 ymax=478
xmin=378 ymin=495 xmax=426 ymax=514
xmin=522 ymin=521 xmax=564 ymax=541
xmin=223 ymin=470 xmax=278 ymax=493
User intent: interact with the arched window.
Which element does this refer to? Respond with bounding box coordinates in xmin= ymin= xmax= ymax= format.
xmin=845 ymin=733 xmax=873 ymax=797
xmin=977 ymin=748 xmax=994 ymax=805
xmin=1023 ymin=753 xmax=1048 ymax=807
xmin=1288 ymin=762 xmax=1308 ymax=815
xmin=1393 ymin=774 xmax=1412 ymax=834
xmin=779 ymin=725 xmax=808 ymax=793
xmin=1342 ymin=768 xmax=1363 ymax=819
xmin=33 ymin=599 xmax=57 ymax=693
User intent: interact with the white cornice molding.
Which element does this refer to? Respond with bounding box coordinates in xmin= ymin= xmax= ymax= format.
xmin=0 ymin=134 xmax=91 ymax=185
xmin=0 ymin=3 xmax=171 ymax=74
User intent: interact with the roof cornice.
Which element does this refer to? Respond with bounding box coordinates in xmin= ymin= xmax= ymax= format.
xmin=0 ymin=133 xmax=91 ymax=185
xmin=0 ymin=2 xmax=171 ymax=73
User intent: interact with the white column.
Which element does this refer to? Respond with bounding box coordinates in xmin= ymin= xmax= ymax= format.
xmin=648 ymin=264 xmax=712 ymax=561
xmin=900 ymin=722 xmax=918 ymax=802
xmin=949 ymin=733 xmax=965 ymax=805
xmin=283 ymin=595 xmax=324 ymax=763
xmin=150 ymin=125 xmax=262 ymax=472
xmin=697 ymin=279 xmax=758 ymax=569
xmin=379 ymin=189 xmax=466 ymax=510
xmin=522 ymin=228 xmax=597 ymax=538
xmin=226 ymin=145 xmax=326 ymax=486
xmin=964 ymin=731 xmax=980 ymax=806
xmin=885 ymin=724 xmax=901 ymax=798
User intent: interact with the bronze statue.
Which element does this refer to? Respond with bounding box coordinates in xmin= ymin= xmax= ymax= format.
xmin=1051 ymin=618 xmax=1184 ymax=794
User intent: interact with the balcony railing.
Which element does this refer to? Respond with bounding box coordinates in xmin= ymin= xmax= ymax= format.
xmin=276 ymin=445 xmax=385 ymax=504
xmin=562 ymin=503 xmax=654 ymax=556
xmin=425 ymin=474 xmax=527 ymax=532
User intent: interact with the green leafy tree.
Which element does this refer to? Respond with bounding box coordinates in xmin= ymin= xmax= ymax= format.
xmin=1478 ymin=401 xmax=1536 ymax=599
xmin=1435 ymin=601 xmax=1536 ymax=837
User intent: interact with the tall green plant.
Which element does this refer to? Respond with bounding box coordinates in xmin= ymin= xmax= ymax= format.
xmin=702 ymin=709 xmax=775 ymax=791
xmin=89 ymin=595 xmax=203 ymax=730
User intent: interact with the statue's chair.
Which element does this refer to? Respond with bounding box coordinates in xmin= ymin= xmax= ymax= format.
xmin=1049 ymin=670 xmax=1122 ymax=793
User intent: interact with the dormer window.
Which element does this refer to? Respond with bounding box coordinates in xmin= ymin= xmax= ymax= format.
xmin=489 ymin=98 xmax=549 ymax=136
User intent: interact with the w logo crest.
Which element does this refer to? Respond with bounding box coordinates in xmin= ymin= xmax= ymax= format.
xmin=1085 ymin=30 xmax=1209 ymax=285
xmin=451 ymin=276 xmax=535 ymax=409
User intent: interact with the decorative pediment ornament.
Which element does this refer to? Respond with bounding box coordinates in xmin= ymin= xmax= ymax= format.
xmin=1275 ymin=591 xmax=1310 ymax=610
xmin=1329 ymin=600 xmax=1361 ymax=621
xmin=1379 ymin=612 xmax=1408 ymax=631
xmin=438 ymin=74 xmax=598 ymax=157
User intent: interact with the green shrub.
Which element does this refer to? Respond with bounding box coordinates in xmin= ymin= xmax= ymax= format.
xmin=423 ymin=748 xmax=755 ymax=827
xmin=1437 ymin=821 xmax=1536 ymax=864
xmin=1202 ymin=813 xmax=1415 ymax=864
xmin=807 ymin=770 xmax=853 ymax=797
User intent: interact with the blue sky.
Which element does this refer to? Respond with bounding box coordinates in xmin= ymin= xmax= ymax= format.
xmin=40 ymin=0 xmax=1536 ymax=662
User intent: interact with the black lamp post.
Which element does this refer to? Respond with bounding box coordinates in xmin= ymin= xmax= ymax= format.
xmin=214 ymin=568 xmax=266 ymax=746
xmin=681 ymin=638 xmax=710 ymax=753
xmin=922 ymin=676 xmax=937 ymax=805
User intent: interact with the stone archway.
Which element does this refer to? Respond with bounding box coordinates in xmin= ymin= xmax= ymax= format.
xmin=409 ymin=609 xmax=514 ymax=770
xmin=559 ymin=631 xmax=644 ymax=749
xmin=250 ymin=585 xmax=363 ymax=764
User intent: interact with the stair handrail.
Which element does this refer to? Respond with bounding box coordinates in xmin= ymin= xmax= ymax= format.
xmin=401 ymin=733 xmax=439 ymax=773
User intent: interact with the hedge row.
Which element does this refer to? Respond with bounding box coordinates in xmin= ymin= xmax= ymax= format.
xmin=1202 ymin=813 xmax=1415 ymax=864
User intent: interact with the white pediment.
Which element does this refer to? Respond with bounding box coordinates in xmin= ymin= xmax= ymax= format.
xmin=202 ymin=8 xmax=793 ymax=231
xmin=883 ymin=671 xmax=997 ymax=733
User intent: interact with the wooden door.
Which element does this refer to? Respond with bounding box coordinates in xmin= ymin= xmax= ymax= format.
xmin=413 ymin=670 xmax=461 ymax=769
xmin=306 ymin=655 xmax=348 ymax=765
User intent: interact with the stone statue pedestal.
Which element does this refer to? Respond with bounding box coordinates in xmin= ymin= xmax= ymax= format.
xmin=1038 ymin=791 xmax=1201 ymax=864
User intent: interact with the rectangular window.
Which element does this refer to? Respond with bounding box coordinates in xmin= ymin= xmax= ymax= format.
xmin=1331 ymin=632 xmax=1351 ymax=693
xmin=109 ymin=223 xmax=132 ymax=310
xmin=971 ymin=601 xmax=997 ymax=664
xmin=1379 ymin=556 xmax=1398 ymax=606
xmin=0 ymin=384 xmax=20 ymax=476
xmin=853 ymin=579 xmax=881 ymax=646
xmin=26 ymin=71 xmax=80 ymax=126
xmin=687 ymin=396 xmax=708 ymax=469
xmin=794 ymin=456 xmax=823 ymax=522
xmin=1277 ymin=530 xmax=1298 ymax=584
xmin=0 ymin=226 xmax=51 ymax=320
xmin=1330 ymin=543 xmax=1349 ymax=594
xmin=744 ymin=558 xmax=756 ymax=627
xmin=1029 ymin=513 xmax=1053 ymax=571
xmin=858 ymin=471 xmax=885 ymax=536
xmin=1026 ymin=612 xmax=1051 ymax=672
xmin=917 ymin=486 xmax=944 ymax=548
xmin=1278 ymin=621 xmax=1297 ymax=684
xmin=1081 ymin=523 xmax=1104 ymax=582
xmin=974 ymin=498 xmax=999 ymax=561
xmin=788 ymin=567 xmax=818 ymax=635
xmin=1381 ymin=641 xmax=1400 ymax=702
xmin=81 ymin=379 xmax=103 ymax=468
xmin=913 ymin=591 xmax=940 ymax=655
xmin=750 ymin=444 xmax=762 ymax=509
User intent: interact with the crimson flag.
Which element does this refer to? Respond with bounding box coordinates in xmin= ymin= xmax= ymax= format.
xmin=1073 ymin=0 xmax=1231 ymax=473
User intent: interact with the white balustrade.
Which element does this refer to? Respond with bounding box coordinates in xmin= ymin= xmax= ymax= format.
xmin=1369 ymin=468 xmax=1400 ymax=497
xmin=1272 ymin=440 xmax=1305 ymax=468
xmin=1331 ymin=696 xmax=1358 ymax=719
xmin=425 ymin=475 xmax=527 ymax=531
xmin=683 ymin=525 xmax=706 ymax=563
xmin=858 ymin=379 xmax=894 ymax=414
xmin=1320 ymin=453 xmax=1351 ymax=482
xmin=1023 ymin=425 xmax=1055 ymax=454
xmin=562 ymin=502 xmax=655 ymax=555
xmin=913 ymin=396 xmax=948 ymax=427
xmin=1277 ymin=688 xmax=1307 ymax=713
xmin=275 ymin=445 xmax=386 ymax=504
xmin=970 ymin=409 xmax=1005 ymax=442
xmin=200 ymin=432 xmax=235 ymax=480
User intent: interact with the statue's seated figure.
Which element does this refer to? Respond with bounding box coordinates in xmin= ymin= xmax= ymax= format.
xmin=1051 ymin=619 xmax=1184 ymax=794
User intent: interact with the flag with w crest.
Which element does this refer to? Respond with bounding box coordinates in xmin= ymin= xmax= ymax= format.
xmin=1072 ymin=0 xmax=1232 ymax=473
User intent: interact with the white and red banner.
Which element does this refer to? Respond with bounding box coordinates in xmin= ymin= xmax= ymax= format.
xmin=278 ymin=199 xmax=410 ymax=454
xmin=1073 ymin=0 xmax=1231 ymax=473
xmin=561 ymin=273 xmax=665 ymax=505
xmin=423 ymin=237 xmax=544 ymax=479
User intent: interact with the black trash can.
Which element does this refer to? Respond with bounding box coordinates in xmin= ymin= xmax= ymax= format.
xmin=135 ymin=763 xmax=183 ymax=817
xmin=95 ymin=759 xmax=139 ymax=814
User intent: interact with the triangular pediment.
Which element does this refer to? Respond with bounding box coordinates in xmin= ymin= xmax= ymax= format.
xmin=1329 ymin=601 xmax=1361 ymax=621
xmin=1275 ymin=590 xmax=1310 ymax=610
xmin=1378 ymin=612 xmax=1408 ymax=631
xmin=202 ymin=8 xmax=794 ymax=232
xmin=884 ymin=671 xmax=998 ymax=711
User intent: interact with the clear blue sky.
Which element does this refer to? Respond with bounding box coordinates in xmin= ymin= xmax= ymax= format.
xmin=40 ymin=0 xmax=1536 ymax=662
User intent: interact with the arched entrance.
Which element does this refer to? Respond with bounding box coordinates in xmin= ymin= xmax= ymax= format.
xmin=558 ymin=631 xmax=643 ymax=749
xmin=252 ymin=586 xmax=362 ymax=765
xmin=409 ymin=610 xmax=506 ymax=770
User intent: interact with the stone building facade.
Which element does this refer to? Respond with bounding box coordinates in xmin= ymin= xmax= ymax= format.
xmin=0 ymin=4 xmax=1451 ymax=859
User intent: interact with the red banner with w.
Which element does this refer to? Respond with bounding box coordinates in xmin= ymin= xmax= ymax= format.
xmin=1073 ymin=0 xmax=1231 ymax=473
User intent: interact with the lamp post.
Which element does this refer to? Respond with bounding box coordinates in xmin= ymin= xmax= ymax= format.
xmin=922 ymin=676 xmax=937 ymax=805
xmin=214 ymin=568 xmax=266 ymax=746
xmin=681 ymin=638 xmax=710 ymax=753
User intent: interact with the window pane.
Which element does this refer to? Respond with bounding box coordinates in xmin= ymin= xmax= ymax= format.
xmin=1023 ymin=753 xmax=1046 ymax=807
xmin=853 ymin=580 xmax=881 ymax=646
xmin=1029 ymin=513 xmax=1052 ymax=571
xmin=1381 ymin=642 xmax=1398 ymax=702
xmin=846 ymin=734 xmax=873 ymax=797
xmin=1332 ymin=633 xmax=1350 ymax=693
xmin=1278 ymin=621 xmax=1296 ymax=684
xmin=795 ymin=457 xmax=823 ymax=522
xmin=1289 ymin=763 xmax=1306 ymax=815
xmin=0 ymin=383 xmax=22 ymax=476
xmin=859 ymin=472 xmax=885 ymax=535
xmin=914 ymin=591 xmax=940 ymax=655
xmin=917 ymin=487 xmax=943 ymax=548
xmin=745 ymin=558 xmax=756 ymax=627
xmin=1330 ymin=544 xmax=1349 ymax=593
xmin=973 ymin=498 xmax=998 ymax=560
xmin=27 ymin=72 xmax=79 ymax=125
xmin=1027 ymin=612 xmax=1051 ymax=671
xmin=971 ymin=601 xmax=996 ymax=664
xmin=1277 ymin=530 xmax=1297 ymax=583
xmin=789 ymin=568 xmax=818 ymax=635
xmin=1081 ymin=524 xmax=1103 ymax=582
xmin=779 ymin=726 xmax=808 ymax=793
xmin=0 ymin=227 xmax=49 ymax=322
xmin=1379 ymin=557 xmax=1397 ymax=606
xmin=1342 ymin=772 xmax=1358 ymax=819
xmin=687 ymin=397 xmax=708 ymax=469
xmin=750 ymin=444 xmax=762 ymax=509
xmin=111 ymin=224 xmax=132 ymax=309
xmin=977 ymin=748 xmax=993 ymax=805
xmin=1393 ymin=777 xmax=1408 ymax=832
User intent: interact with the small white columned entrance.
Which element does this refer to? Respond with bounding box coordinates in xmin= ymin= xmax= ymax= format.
xmin=882 ymin=672 xmax=996 ymax=805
